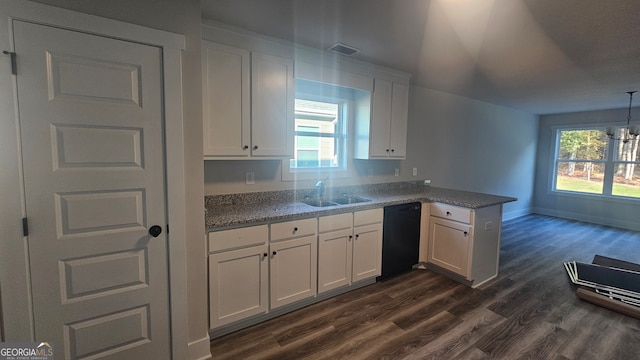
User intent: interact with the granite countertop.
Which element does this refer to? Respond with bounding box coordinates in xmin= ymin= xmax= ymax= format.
xmin=205 ymin=182 xmax=517 ymax=231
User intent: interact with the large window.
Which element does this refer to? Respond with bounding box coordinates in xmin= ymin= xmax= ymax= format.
xmin=553 ymin=127 xmax=640 ymax=199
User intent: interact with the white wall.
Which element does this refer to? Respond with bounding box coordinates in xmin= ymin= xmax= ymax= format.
xmin=534 ymin=107 xmax=640 ymax=230
xmin=406 ymin=86 xmax=538 ymax=220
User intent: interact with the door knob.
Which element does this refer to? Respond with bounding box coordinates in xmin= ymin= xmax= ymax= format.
xmin=149 ymin=225 xmax=162 ymax=237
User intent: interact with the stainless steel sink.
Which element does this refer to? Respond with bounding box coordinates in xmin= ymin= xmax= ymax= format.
xmin=301 ymin=199 xmax=340 ymax=207
xmin=329 ymin=195 xmax=371 ymax=205
xmin=301 ymin=195 xmax=371 ymax=207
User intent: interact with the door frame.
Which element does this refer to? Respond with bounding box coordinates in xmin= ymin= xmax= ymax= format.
xmin=0 ymin=1 xmax=192 ymax=358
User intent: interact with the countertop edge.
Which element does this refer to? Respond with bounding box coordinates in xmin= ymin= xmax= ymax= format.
xmin=205 ymin=186 xmax=517 ymax=231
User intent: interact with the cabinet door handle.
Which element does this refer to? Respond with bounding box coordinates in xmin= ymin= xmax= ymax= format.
xmin=386 ymin=149 xmax=390 ymax=153
xmin=391 ymin=149 xmax=395 ymax=153
xmin=253 ymin=145 xmax=259 ymax=150
xmin=272 ymin=251 xmax=277 ymax=256
xmin=293 ymin=227 xmax=298 ymax=232
xmin=446 ymin=211 xmax=451 ymax=216
xmin=355 ymin=234 xmax=359 ymax=239
xmin=348 ymin=235 xmax=353 ymax=240
xmin=243 ymin=145 xmax=249 ymax=150
xmin=263 ymin=253 xmax=268 ymax=258
xmin=463 ymin=231 xmax=468 ymax=236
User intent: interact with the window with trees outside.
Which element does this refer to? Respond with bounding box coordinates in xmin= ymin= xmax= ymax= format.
xmin=282 ymin=78 xmax=357 ymax=181
xmin=554 ymin=127 xmax=640 ymax=198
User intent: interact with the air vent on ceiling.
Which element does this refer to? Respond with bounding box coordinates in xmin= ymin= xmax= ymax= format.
xmin=326 ymin=42 xmax=360 ymax=56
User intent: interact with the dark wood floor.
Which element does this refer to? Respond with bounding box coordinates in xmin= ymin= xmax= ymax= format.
xmin=210 ymin=214 xmax=640 ymax=359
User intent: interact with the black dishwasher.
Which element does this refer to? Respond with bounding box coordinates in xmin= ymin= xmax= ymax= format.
xmin=378 ymin=202 xmax=422 ymax=281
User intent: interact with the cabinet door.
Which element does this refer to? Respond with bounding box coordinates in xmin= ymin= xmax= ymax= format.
xmin=270 ymin=235 xmax=318 ymax=309
xmin=318 ymin=228 xmax=353 ymax=293
xmin=202 ymin=41 xmax=250 ymax=157
xmin=352 ymin=223 xmax=383 ymax=282
xmin=369 ymin=78 xmax=392 ymax=158
xmin=428 ymin=217 xmax=472 ymax=278
xmin=389 ymin=82 xmax=408 ymax=158
xmin=251 ymin=51 xmax=294 ymax=157
xmin=209 ymin=244 xmax=268 ymax=328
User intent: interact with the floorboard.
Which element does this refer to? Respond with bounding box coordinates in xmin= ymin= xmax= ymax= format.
xmin=210 ymin=214 xmax=640 ymax=359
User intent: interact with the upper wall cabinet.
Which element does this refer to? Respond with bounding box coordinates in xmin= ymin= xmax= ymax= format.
xmin=202 ymin=40 xmax=294 ymax=159
xmin=355 ymin=78 xmax=409 ymax=159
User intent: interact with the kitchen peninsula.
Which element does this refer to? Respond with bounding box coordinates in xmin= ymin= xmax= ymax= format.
xmin=205 ymin=181 xmax=515 ymax=337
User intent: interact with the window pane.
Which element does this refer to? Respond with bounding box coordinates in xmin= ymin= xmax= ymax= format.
xmin=291 ymin=98 xmax=342 ymax=170
xmin=613 ymin=137 xmax=639 ymax=162
xmin=558 ymin=129 xmax=608 ymax=160
xmin=612 ymin=163 xmax=640 ymax=198
xmin=293 ymin=150 xmax=320 ymax=168
xmin=555 ymin=161 xmax=604 ymax=194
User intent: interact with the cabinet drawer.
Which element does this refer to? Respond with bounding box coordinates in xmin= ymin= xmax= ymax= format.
xmin=270 ymin=217 xmax=317 ymax=242
xmin=430 ymin=203 xmax=473 ymax=224
xmin=319 ymin=213 xmax=353 ymax=233
xmin=354 ymin=208 xmax=383 ymax=227
xmin=208 ymin=225 xmax=268 ymax=253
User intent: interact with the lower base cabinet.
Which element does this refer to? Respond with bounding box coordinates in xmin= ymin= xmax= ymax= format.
xmin=318 ymin=209 xmax=383 ymax=294
xmin=426 ymin=202 xmax=502 ymax=287
xmin=208 ymin=208 xmax=383 ymax=332
xmin=208 ymin=226 xmax=269 ymax=328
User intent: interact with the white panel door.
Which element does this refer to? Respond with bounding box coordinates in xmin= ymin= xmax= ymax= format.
xmin=370 ymin=78 xmax=392 ymax=158
xmin=208 ymin=245 xmax=269 ymax=328
xmin=352 ymin=223 xmax=383 ymax=282
xmin=202 ymin=41 xmax=250 ymax=157
xmin=318 ymin=228 xmax=353 ymax=293
xmin=250 ymin=51 xmax=294 ymax=157
xmin=14 ymin=21 xmax=170 ymax=359
xmin=428 ymin=217 xmax=472 ymax=278
xmin=389 ymin=82 xmax=408 ymax=158
xmin=270 ymin=236 xmax=318 ymax=309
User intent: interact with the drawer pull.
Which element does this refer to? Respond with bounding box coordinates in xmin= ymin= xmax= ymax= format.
xmin=293 ymin=227 xmax=298 ymax=232
xmin=446 ymin=211 xmax=451 ymax=216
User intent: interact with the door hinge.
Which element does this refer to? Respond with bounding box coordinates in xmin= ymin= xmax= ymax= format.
xmin=2 ymin=51 xmax=17 ymax=75
xmin=22 ymin=217 xmax=28 ymax=236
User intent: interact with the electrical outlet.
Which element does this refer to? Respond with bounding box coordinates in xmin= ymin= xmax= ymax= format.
xmin=394 ymin=168 xmax=400 ymax=177
xmin=246 ymin=172 xmax=255 ymax=185
xmin=412 ymin=167 xmax=418 ymax=176
xmin=485 ymin=221 xmax=493 ymax=231
xmin=424 ymin=179 xmax=431 ymax=185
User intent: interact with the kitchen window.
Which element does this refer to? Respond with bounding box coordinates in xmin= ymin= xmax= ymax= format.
xmin=552 ymin=127 xmax=640 ymax=199
xmin=282 ymin=79 xmax=356 ymax=181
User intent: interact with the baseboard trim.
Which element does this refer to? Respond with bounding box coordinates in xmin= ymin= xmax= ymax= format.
xmin=188 ymin=335 xmax=212 ymax=360
xmin=533 ymin=207 xmax=640 ymax=232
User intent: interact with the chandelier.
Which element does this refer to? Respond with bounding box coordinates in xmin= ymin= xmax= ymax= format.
xmin=606 ymin=91 xmax=639 ymax=143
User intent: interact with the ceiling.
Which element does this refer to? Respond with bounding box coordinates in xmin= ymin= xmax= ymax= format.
xmin=201 ymin=0 xmax=640 ymax=115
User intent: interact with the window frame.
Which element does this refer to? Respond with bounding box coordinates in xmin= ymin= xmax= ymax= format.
xmin=550 ymin=125 xmax=640 ymax=201
xmin=281 ymin=87 xmax=355 ymax=182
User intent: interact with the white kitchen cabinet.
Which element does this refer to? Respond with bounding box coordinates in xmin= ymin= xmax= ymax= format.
xmin=352 ymin=210 xmax=383 ymax=282
xmin=318 ymin=209 xmax=383 ymax=293
xmin=269 ymin=218 xmax=317 ymax=309
xmin=427 ymin=203 xmax=502 ymax=287
xmin=428 ymin=216 xmax=472 ymax=277
xmin=208 ymin=225 xmax=269 ymax=328
xmin=202 ymin=41 xmax=293 ymax=159
xmin=355 ymin=78 xmax=409 ymax=159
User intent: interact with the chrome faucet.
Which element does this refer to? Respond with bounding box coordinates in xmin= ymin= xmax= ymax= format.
xmin=315 ymin=176 xmax=329 ymax=198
